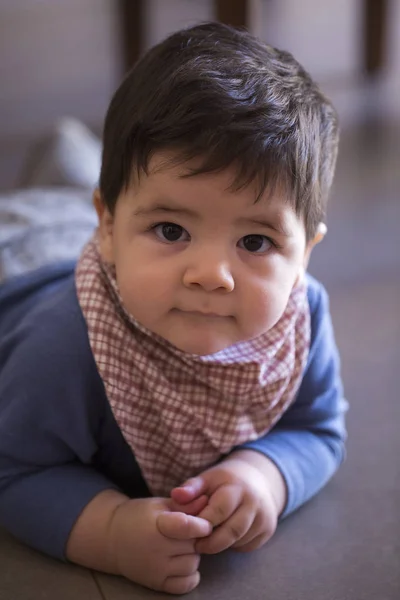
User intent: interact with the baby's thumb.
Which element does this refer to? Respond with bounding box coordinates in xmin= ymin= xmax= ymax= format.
xmin=157 ymin=511 xmax=212 ymax=540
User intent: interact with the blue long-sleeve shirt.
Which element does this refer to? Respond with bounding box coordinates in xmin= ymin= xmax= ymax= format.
xmin=0 ymin=263 xmax=347 ymax=560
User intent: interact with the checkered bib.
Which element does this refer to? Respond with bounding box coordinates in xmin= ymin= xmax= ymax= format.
xmin=75 ymin=235 xmax=310 ymax=496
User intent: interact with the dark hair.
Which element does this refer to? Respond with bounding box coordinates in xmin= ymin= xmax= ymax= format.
xmin=99 ymin=22 xmax=339 ymax=240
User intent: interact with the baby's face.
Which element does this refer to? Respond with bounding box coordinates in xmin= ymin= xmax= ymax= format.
xmin=97 ymin=153 xmax=312 ymax=355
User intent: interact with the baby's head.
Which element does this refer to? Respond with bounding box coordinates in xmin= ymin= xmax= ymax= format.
xmin=95 ymin=22 xmax=339 ymax=356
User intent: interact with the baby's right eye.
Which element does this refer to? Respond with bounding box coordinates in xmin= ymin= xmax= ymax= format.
xmin=153 ymin=222 xmax=190 ymax=243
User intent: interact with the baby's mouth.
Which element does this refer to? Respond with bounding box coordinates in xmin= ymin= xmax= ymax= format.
xmin=174 ymin=308 xmax=233 ymax=320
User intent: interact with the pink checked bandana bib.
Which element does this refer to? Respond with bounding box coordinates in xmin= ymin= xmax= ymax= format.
xmin=75 ymin=234 xmax=311 ymax=496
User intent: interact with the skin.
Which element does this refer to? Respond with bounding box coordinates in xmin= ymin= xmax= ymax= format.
xmin=67 ymin=153 xmax=325 ymax=593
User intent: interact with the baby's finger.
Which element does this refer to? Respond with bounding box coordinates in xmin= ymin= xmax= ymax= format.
xmin=197 ymin=485 xmax=241 ymax=528
xmin=163 ymin=571 xmax=201 ymax=595
xmin=168 ymin=553 xmax=200 ymax=576
xmin=232 ymin=512 xmax=276 ymax=550
xmin=232 ymin=532 xmax=267 ymax=553
xmin=196 ymin=505 xmax=253 ymax=554
xmin=157 ymin=511 xmax=212 ymax=540
xmin=230 ymin=512 xmax=261 ymax=549
xmin=169 ymin=494 xmax=208 ymax=516
xmin=171 ymin=476 xmax=207 ymax=504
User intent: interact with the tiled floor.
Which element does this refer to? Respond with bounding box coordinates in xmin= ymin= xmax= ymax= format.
xmin=0 ymin=116 xmax=399 ymax=598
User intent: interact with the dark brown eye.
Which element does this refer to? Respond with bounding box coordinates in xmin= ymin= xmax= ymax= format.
xmin=154 ymin=223 xmax=189 ymax=242
xmin=239 ymin=235 xmax=271 ymax=253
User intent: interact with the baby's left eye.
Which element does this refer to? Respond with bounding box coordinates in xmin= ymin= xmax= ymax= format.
xmin=238 ymin=235 xmax=272 ymax=253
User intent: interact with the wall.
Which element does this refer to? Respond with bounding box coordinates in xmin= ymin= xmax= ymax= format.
xmin=0 ymin=0 xmax=121 ymax=137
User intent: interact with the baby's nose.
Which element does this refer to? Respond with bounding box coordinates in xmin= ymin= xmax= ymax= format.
xmin=182 ymin=251 xmax=234 ymax=293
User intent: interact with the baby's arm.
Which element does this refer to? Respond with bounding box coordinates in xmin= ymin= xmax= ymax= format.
xmin=0 ymin=304 xmax=212 ymax=594
xmin=66 ymin=490 xmax=211 ymax=594
xmin=172 ymin=280 xmax=347 ymax=551
xmin=0 ymin=360 xmax=210 ymax=594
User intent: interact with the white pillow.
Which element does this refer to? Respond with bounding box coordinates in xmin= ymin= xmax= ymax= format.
xmin=20 ymin=117 xmax=102 ymax=190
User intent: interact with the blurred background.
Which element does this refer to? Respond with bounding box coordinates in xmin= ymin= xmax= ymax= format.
xmin=0 ymin=1 xmax=399 ymax=595
xmin=1 ymin=0 xmax=400 ymax=189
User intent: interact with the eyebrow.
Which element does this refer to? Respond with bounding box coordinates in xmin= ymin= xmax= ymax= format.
xmin=240 ymin=217 xmax=291 ymax=237
xmin=133 ymin=203 xmax=291 ymax=236
xmin=133 ymin=203 xmax=199 ymax=220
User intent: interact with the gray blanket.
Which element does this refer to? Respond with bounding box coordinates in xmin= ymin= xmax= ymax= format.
xmin=0 ymin=188 xmax=97 ymax=282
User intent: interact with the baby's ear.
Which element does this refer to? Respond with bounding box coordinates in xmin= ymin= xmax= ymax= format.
xmin=295 ymin=223 xmax=327 ymax=286
xmin=312 ymin=222 xmax=327 ymax=246
xmin=93 ymin=188 xmax=115 ymax=263
xmin=303 ymin=222 xmax=327 ymax=267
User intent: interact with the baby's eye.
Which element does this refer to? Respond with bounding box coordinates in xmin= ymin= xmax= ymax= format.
xmin=153 ymin=222 xmax=190 ymax=243
xmin=238 ymin=234 xmax=272 ymax=253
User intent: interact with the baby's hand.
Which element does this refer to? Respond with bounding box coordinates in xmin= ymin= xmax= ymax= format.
xmin=171 ymin=452 xmax=285 ymax=554
xmin=109 ymin=497 xmax=212 ymax=594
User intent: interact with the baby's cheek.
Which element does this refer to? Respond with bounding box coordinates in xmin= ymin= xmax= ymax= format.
xmin=116 ymin=272 xmax=148 ymax=319
xmin=245 ymin=288 xmax=288 ymax=335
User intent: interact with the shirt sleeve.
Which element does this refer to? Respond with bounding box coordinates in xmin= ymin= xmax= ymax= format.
xmin=0 ymin=283 xmax=120 ymax=560
xmin=236 ymin=278 xmax=348 ymax=518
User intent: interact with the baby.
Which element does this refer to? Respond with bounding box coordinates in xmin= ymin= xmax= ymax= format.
xmin=0 ymin=22 xmax=347 ymax=595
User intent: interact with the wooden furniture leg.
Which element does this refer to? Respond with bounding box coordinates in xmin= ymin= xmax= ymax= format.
xmin=119 ymin=0 xmax=144 ymax=71
xmin=215 ymin=0 xmax=249 ymax=28
xmin=364 ymin=0 xmax=388 ymax=75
